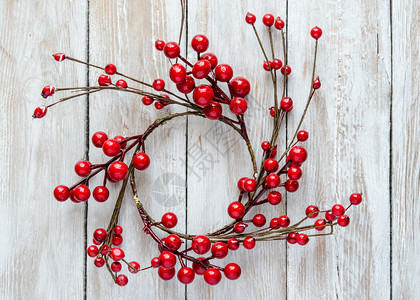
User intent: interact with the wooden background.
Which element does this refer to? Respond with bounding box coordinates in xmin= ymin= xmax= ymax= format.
xmin=1 ymin=0 xmax=419 ymax=299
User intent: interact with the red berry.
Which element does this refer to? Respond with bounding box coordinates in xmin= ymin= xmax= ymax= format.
xmin=159 ymin=251 xmax=176 ymax=269
xmin=154 ymin=101 xmax=164 ymax=110
xmin=350 ymin=193 xmax=362 ymax=205
xmin=243 ymin=237 xmax=256 ymax=249
xmin=228 ymin=202 xmax=245 ymax=219
xmin=234 ymin=222 xmax=247 ymax=233
xmin=158 ymin=267 xmax=175 ymax=280
xmin=112 ymin=235 xmax=123 ymax=246
xmin=287 ymin=232 xmax=298 ymax=244
xmin=151 ymin=257 xmax=161 ymax=268
xmin=204 ymin=268 xmax=222 ymax=285
xmin=73 ymin=184 xmax=90 ymax=201
xmin=114 ymin=135 xmax=127 ymax=149
xmin=114 ymin=225 xmax=123 ymax=236
xmin=87 ymin=245 xmax=98 ymax=257
xmin=116 ymin=79 xmax=127 ymax=88
xmin=152 ymin=79 xmax=165 ymax=91
xmin=280 ymin=97 xmax=293 ymax=112
xmin=227 ymin=238 xmax=240 ymax=250
xmin=193 ymin=85 xmax=214 ymax=107
xmin=314 ymin=219 xmax=326 ymax=231
xmin=93 ymin=228 xmax=107 ymax=242
xmin=164 ymin=234 xmax=182 ymax=251
xmin=129 ymin=261 xmax=141 ymax=274
xmin=270 ymin=218 xmax=280 ymax=229
xmin=191 ymin=34 xmax=209 ymax=53
xmin=110 ymin=248 xmax=125 ymax=261
xmin=332 ymin=204 xmax=345 ymax=216
xmin=229 ymin=97 xmax=248 ymax=115
xmin=243 ymin=178 xmax=257 ymax=192
xmin=141 ymin=96 xmax=153 ymax=105
xmin=271 ymin=59 xmax=283 ymax=70
xmin=192 ymin=59 xmax=212 ymax=79
xmin=74 ymin=160 xmax=91 ymax=177
xmin=177 ymin=267 xmax=195 ymax=284
xmin=69 ymin=190 xmax=80 ymax=203
xmin=281 ymin=65 xmax=291 ymax=75
xmin=94 ymin=257 xmax=105 ymax=268
xmin=263 ymin=61 xmax=271 ymax=71
xmin=176 ymin=76 xmax=195 ymax=94
xmin=105 ymin=63 xmax=117 ymax=75
xmin=116 ymin=274 xmax=128 ymax=286
xmin=285 ymin=179 xmax=299 ymax=192
xmin=53 ymin=53 xmax=66 ymax=61
xmin=252 ymin=214 xmax=267 ymax=227
xmin=163 ymin=41 xmax=180 ymax=58
xmin=33 ymin=107 xmax=47 ymax=118
xmin=278 ymin=215 xmax=290 ymax=227
xmin=203 ymin=101 xmax=222 ymax=120
xmin=289 ymin=146 xmax=307 ymax=163
xmin=192 ymin=235 xmax=211 ymax=254
xmin=265 ymin=173 xmax=281 ymax=188
xmin=237 ymin=177 xmax=247 ymax=192
xmin=261 ymin=141 xmax=271 ymax=151
xmin=93 ymin=186 xmax=109 ymax=202
xmin=287 ymin=166 xmax=302 ymax=180
xmin=296 ymin=233 xmax=309 ymax=245
xmin=161 ymin=212 xmax=178 ymax=228
xmin=313 ymin=78 xmax=321 ymax=89
xmin=245 ymin=12 xmax=256 ymax=25
xmin=98 ymin=74 xmax=112 ymax=86
xmin=169 ymin=63 xmax=187 ymax=84
xmin=310 ymin=26 xmax=323 ymax=39
xmin=305 ymin=205 xmax=319 ymax=218
xmin=111 ymin=261 xmax=122 ymax=272
xmin=102 ymin=139 xmax=121 ymax=156
xmin=211 ymin=242 xmax=228 ymax=259
xmin=133 ymin=152 xmax=150 ymax=170
xmin=100 ymin=244 xmax=109 ymax=255
xmin=270 ymin=145 xmax=278 ymax=158
xmin=269 ymin=107 xmax=277 ymax=117
xmin=92 ymin=131 xmax=108 ymax=148
xmin=192 ymin=257 xmax=208 ymax=275
xmin=155 ymin=40 xmax=165 ymax=51
xmin=41 ymin=86 xmax=55 ymax=98
xmin=224 ymin=263 xmax=241 ymax=280
xmin=201 ymin=52 xmax=218 ymax=69
xmin=108 ymin=161 xmax=128 ymax=181
xmin=262 ymin=14 xmax=275 ymax=27
xmin=214 ymin=64 xmax=233 ymax=82
xmin=54 ymin=185 xmax=70 ymax=202
xmin=264 ymin=158 xmax=279 ymax=173
xmin=229 ymin=77 xmax=251 ymax=97
xmin=297 ymin=130 xmax=309 ymax=141
xmin=274 ymin=17 xmax=285 ymax=30
xmin=325 ymin=210 xmax=336 ymax=222
xmin=337 ymin=215 xmax=350 ymax=227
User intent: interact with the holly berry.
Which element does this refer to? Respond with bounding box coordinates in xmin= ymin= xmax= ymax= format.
xmin=281 ymin=65 xmax=291 ymax=76
xmin=74 ymin=161 xmax=91 ymax=177
xmin=192 ymin=235 xmax=211 ymax=254
xmin=278 ymin=215 xmax=290 ymax=227
xmin=245 ymin=12 xmax=256 ymax=25
xmin=228 ymin=202 xmax=245 ymax=219
xmin=159 ymin=251 xmax=176 ymax=269
xmin=243 ymin=237 xmax=256 ymax=249
xmin=285 ymin=179 xmax=299 ymax=192
xmin=252 ymin=214 xmax=267 ymax=227
xmin=93 ymin=186 xmax=109 ymax=202
xmin=297 ymin=130 xmax=309 ymax=141
xmin=93 ymin=228 xmax=107 ymax=242
xmin=296 ymin=233 xmax=309 ymax=245
xmin=224 ymin=263 xmax=241 ymax=280
xmin=33 ymin=107 xmax=47 ymax=118
xmin=263 ymin=61 xmax=271 ymax=71
xmin=203 ymin=101 xmax=222 ymax=120
xmin=227 ymin=238 xmax=240 ymax=250
xmin=314 ymin=219 xmax=326 ymax=231
xmin=270 ymin=218 xmax=280 ymax=229
xmin=133 ymin=152 xmax=150 ymax=170
xmin=287 ymin=232 xmax=298 ymax=244
xmin=155 ymin=40 xmax=165 ymax=51
xmin=154 ymin=101 xmax=164 ymax=110
xmin=237 ymin=177 xmax=247 ymax=192
xmin=274 ymin=17 xmax=285 ymax=30
xmin=105 ymin=63 xmax=117 ymax=75
xmin=264 ymin=158 xmax=279 ymax=173
xmin=116 ymin=274 xmax=128 ymax=286
xmin=102 ymin=139 xmax=121 ymax=156
xmin=114 ymin=225 xmax=123 ymax=236
xmin=287 ymin=166 xmax=302 ymax=180
xmin=92 ymin=131 xmax=108 ymax=148
xmin=243 ymin=178 xmax=257 ymax=192
xmin=41 ymin=86 xmax=55 ymax=98
xmin=54 ymin=185 xmax=70 ymax=202
xmin=261 ymin=141 xmax=271 ymax=151
xmin=151 ymin=257 xmax=161 ymax=268
xmin=310 ymin=26 xmax=323 ymax=39
xmin=116 ymin=79 xmax=127 ymax=88
xmin=325 ymin=210 xmax=336 ymax=222
xmin=112 ymin=235 xmax=123 ymax=246
xmin=152 ymin=79 xmax=165 ymax=91
xmin=87 ymin=245 xmax=98 ymax=257
xmin=267 ymin=191 xmax=282 ymax=205
xmin=94 ymin=257 xmax=105 ymax=268
xmin=164 ymin=234 xmax=182 ymax=251
xmin=53 ymin=53 xmax=66 ymax=61
xmin=176 ymin=76 xmax=195 ymax=94
xmin=141 ymin=96 xmax=153 ymax=105
xmin=332 ymin=204 xmax=345 ymax=216
xmin=113 ymin=135 xmax=126 ymax=149
xmin=129 ymin=261 xmax=141 ymax=274
xmin=98 ymin=74 xmax=111 ymax=86
xmin=229 ymin=77 xmax=251 ymax=97
xmin=271 ymin=59 xmax=283 ymax=70
xmin=192 ymin=59 xmax=212 ymax=79
xmin=201 ymin=52 xmax=218 ymax=68
xmin=177 ymin=267 xmax=195 ymax=284
xmin=229 ymin=97 xmax=248 ymax=115
xmin=192 ymin=257 xmax=208 ymax=275
xmin=313 ymin=78 xmax=321 ymax=89
xmin=73 ymin=184 xmax=90 ymax=201
xmin=158 ymin=267 xmax=175 ymax=280
xmin=110 ymin=248 xmax=125 ymax=261
xmin=111 ymin=262 xmax=122 ymax=272
xmin=193 ymin=85 xmax=214 ymax=107
xmin=214 ymin=64 xmax=233 ymax=82
xmin=191 ymin=34 xmax=209 ymax=53
xmin=289 ymin=146 xmax=307 ymax=163
xmin=211 ymin=242 xmax=228 ymax=259
xmin=262 ymin=14 xmax=275 ymax=27
xmin=169 ymin=64 xmax=187 ymax=84
xmin=234 ymin=222 xmax=247 ymax=233
xmin=305 ymin=205 xmax=319 ymax=218
xmin=108 ymin=161 xmax=128 ymax=181
xmin=265 ymin=173 xmax=281 ymax=188
xmin=280 ymin=97 xmax=293 ymax=112
xmin=204 ymin=268 xmax=222 ymax=285
xmin=350 ymin=193 xmax=362 ymax=205
xmin=100 ymin=244 xmax=109 ymax=255
xmin=337 ymin=215 xmax=350 ymax=227
xmin=161 ymin=212 xmax=178 ymax=228
xmin=163 ymin=41 xmax=180 ymax=58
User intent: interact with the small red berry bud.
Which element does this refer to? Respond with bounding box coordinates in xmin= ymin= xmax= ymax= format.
xmin=332 ymin=204 xmax=346 ymax=216
xmin=285 ymin=179 xmax=299 ymax=192
xmin=110 ymin=248 xmax=125 ymax=261
xmin=305 ymin=205 xmax=319 ymax=218
xmin=296 ymin=233 xmax=309 ymax=245
xmin=133 ymin=152 xmax=150 ymax=170
xmin=203 ymin=101 xmax=222 ymax=120
xmin=252 ymin=214 xmax=267 ymax=227
xmin=74 ymin=160 xmax=91 ymax=177
xmin=243 ymin=237 xmax=256 ymax=249
xmin=161 ymin=212 xmax=178 ymax=228
xmin=93 ymin=186 xmax=109 ymax=202
xmin=116 ymin=274 xmax=128 ymax=286
xmin=152 ymin=79 xmax=165 ymax=91
xmin=52 ymin=53 xmax=66 ymax=61
xmin=54 ymin=185 xmax=70 ymax=202
xmin=104 ymin=63 xmax=117 ymax=75
xmin=98 ymin=74 xmax=112 ymax=86
xmin=267 ymin=191 xmax=282 ymax=205
xmin=155 ymin=40 xmax=165 ymax=51
xmin=116 ymin=79 xmax=127 ymax=88
xmin=234 ymin=222 xmax=247 ymax=233
xmin=263 ymin=61 xmax=271 ymax=71
xmin=314 ymin=219 xmax=327 ymax=231
xmin=297 ymin=130 xmax=309 ymax=141
xmin=261 ymin=141 xmax=271 ymax=151
xmin=243 ymin=178 xmax=257 ymax=192
xmin=262 ymin=14 xmax=275 ymax=27
xmin=41 ymin=86 xmax=55 ymax=98
xmin=108 ymin=161 xmax=129 ymax=181
xmin=310 ymin=26 xmax=323 ymax=39
xmin=274 ymin=17 xmax=285 ymax=30
xmin=229 ymin=97 xmax=248 ymax=115
xmin=245 ymin=12 xmax=256 ymax=25
xmin=163 ymin=41 xmax=180 ymax=58
xmin=337 ymin=215 xmax=350 ymax=227
xmin=33 ymin=107 xmax=47 ymax=119
xmin=193 ymin=85 xmax=214 ymax=107
xmin=224 ymin=263 xmax=241 ymax=280
xmin=87 ymin=245 xmax=98 ymax=257
xmin=169 ymin=63 xmax=187 ymax=84
xmin=214 ymin=64 xmax=233 ymax=82
xmin=271 ymin=59 xmax=283 ymax=70
xmin=192 ymin=59 xmax=212 ymax=79
xmin=281 ymin=65 xmax=292 ymax=76
xmin=280 ymin=97 xmax=293 ymax=112
xmin=228 ymin=201 xmax=245 ymax=219
xmin=201 ymin=52 xmax=218 ymax=69
xmin=349 ymin=193 xmax=362 ymax=205
xmin=229 ymin=77 xmax=251 ymax=97
xmin=191 ymin=34 xmax=209 ymax=53
xmin=278 ymin=215 xmax=290 ymax=227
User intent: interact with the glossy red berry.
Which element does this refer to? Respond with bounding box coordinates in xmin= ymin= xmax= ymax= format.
xmin=261 ymin=142 xmax=270 ymax=151
xmin=192 ymin=235 xmax=211 ymax=254
xmin=227 ymin=238 xmax=240 ymax=250
xmin=270 ymin=218 xmax=280 ymax=229
xmin=161 ymin=212 xmax=178 ymax=228
xmin=152 ymin=79 xmax=165 ymax=91
xmin=93 ymin=186 xmax=109 ymax=202
xmin=163 ymin=41 xmax=180 ymax=58
xmin=102 ymin=139 xmax=121 ymax=156
xmin=203 ymin=101 xmax=222 ymax=120
xmin=245 ymin=12 xmax=256 ymax=25
xmin=263 ymin=61 xmax=271 ymax=71
xmin=191 ymin=34 xmax=209 ymax=53
xmin=110 ymin=248 xmax=125 ymax=261
xmin=265 ymin=173 xmax=281 ymax=188
xmin=53 ymin=53 xmax=66 ymax=61
xmin=211 ymin=242 xmax=228 ymax=259
xmin=169 ymin=63 xmax=187 ymax=84
xmin=54 ymin=185 xmax=70 ymax=202
xmin=285 ymin=179 xmax=299 ymax=192
xmin=192 ymin=257 xmax=208 ymax=275
xmin=73 ymin=184 xmax=90 ymax=201
xmin=310 ymin=26 xmax=323 ymax=39
xmin=159 ymin=251 xmax=176 ymax=269
xmin=141 ymin=95 xmax=153 ymax=106
xmin=177 ymin=267 xmax=195 ymax=284
xmin=325 ymin=210 xmax=336 ymax=222
xmin=214 ymin=64 xmax=233 ymax=82
xmin=155 ymin=40 xmax=165 ymax=51
xmin=243 ymin=178 xmax=257 ymax=192
xmin=350 ymin=193 xmax=362 ymax=205
xmin=280 ymin=97 xmax=293 ymax=112
xmin=204 ymin=268 xmax=222 ymax=285
xmin=252 ymin=214 xmax=267 ymax=227
xmin=105 ymin=63 xmax=117 ymax=75
xmin=192 ymin=59 xmax=211 ymax=79
xmin=98 ymin=74 xmax=111 ymax=86
xmin=41 ymin=86 xmax=55 ymax=98
xmin=305 ymin=205 xmax=319 ymax=218
xmin=262 ymin=14 xmax=275 ymax=27
xmin=92 ymin=131 xmax=108 ymax=148
xmin=287 ymin=166 xmax=302 ymax=180
xmin=313 ymin=78 xmax=321 ymax=89
xmin=278 ymin=215 xmax=290 ymax=227
xmin=87 ymin=245 xmax=98 ymax=257
xmin=93 ymin=228 xmax=107 ymax=242
xmin=128 ymin=261 xmax=140 ymax=274
xmin=113 ymin=135 xmax=126 ymax=149
xmin=229 ymin=77 xmax=251 ymax=97
xmin=100 ymin=244 xmax=109 ymax=255
xmin=108 ymin=161 xmax=128 ymax=181
xmin=237 ymin=177 xmax=247 ymax=192
xmin=289 ymin=146 xmax=308 ymax=163
xmin=94 ymin=257 xmax=105 ymax=268
xmin=234 ymin=222 xmax=247 ymax=233
xmin=33 ymin=107 xmax=47 ymax=118
xmin=154 ymin=101 xmax=164 ymax=110
xmin=337 ymin=215 xmax=350 ymax=227
xmin=297 ymin=130 xmax=309 ymax=141
xmin=271 ymin=59 xmax=283 ymax=70
xmin=274 ymin=17 xmax=285 ymax=30
xmin=133 ymin=152 xmax=150 ymax=170
xmin=151 ymin=257 xmax=161 ymax=268
xmin=201 ymin=52 xmax=218 ymax=69
xmin=243 ymin=237 xmax=256 ymax=249
xmin=116 ymin=274 xmax=128 ymax=286
xmin=111 ymin=261 xmax=122 ymax=272
xmin=193 ymin=85 xmax=214 ymax=107
xmin=287 ymin=232 xmax=298 ymax=244
xmin=314 ymin=219 xmax=326 ymax=231
xmin=224 ymin=263 xmax=241 ymax=280
xmin=228 ymin=201 xmax=245 ymax=219
xmin=158 ymin=267 xmax=175 ymax=280
xmin=332 ymin=204 xmax=345 ymax=217
xmin=296 ymin=233 xmax=309 ymax=245
xmin=281 ymin=65 xmax=291 ymax=76
xmin=115 ymin=79 xmax=127 ymax=88
xmin=74 ymin=161 xmax=91 ymax=177
xmin=164 ymin=234 xmax=182 ymax=251
xmin=264 ymin=158 xmax=279 ymax=173
xmin=176 ymin=76 xmax=195 ymax=94
xmin=112 ymin=235 xmax=123 ymax=246
xmin=229 ymin=97 xmax=248 ymax=115
xmin=267 ymin=191 xmax=282 ymax=205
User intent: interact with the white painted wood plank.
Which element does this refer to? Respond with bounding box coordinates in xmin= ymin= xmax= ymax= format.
xmin=0 ymin=0 xmax=87 ymax=299
xmin=187 ymin=1 xmax=288 ymax=299
xmin=287 ymin=1 xmax=391 ymax=299
xmin=87 ymin=1 xmax=187 ymax=299
xmin=391 ymin=1 xmax=420 ymax=298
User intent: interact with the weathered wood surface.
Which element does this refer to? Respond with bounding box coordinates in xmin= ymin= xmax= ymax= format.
xmin=1 ymin=0 xmax=418 ymax=299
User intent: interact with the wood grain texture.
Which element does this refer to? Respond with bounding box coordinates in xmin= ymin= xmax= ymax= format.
xmin=0 ymin=0 xmax=88 ymax=299
xmin=391 ymin=1 xmax=420 ymax=299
